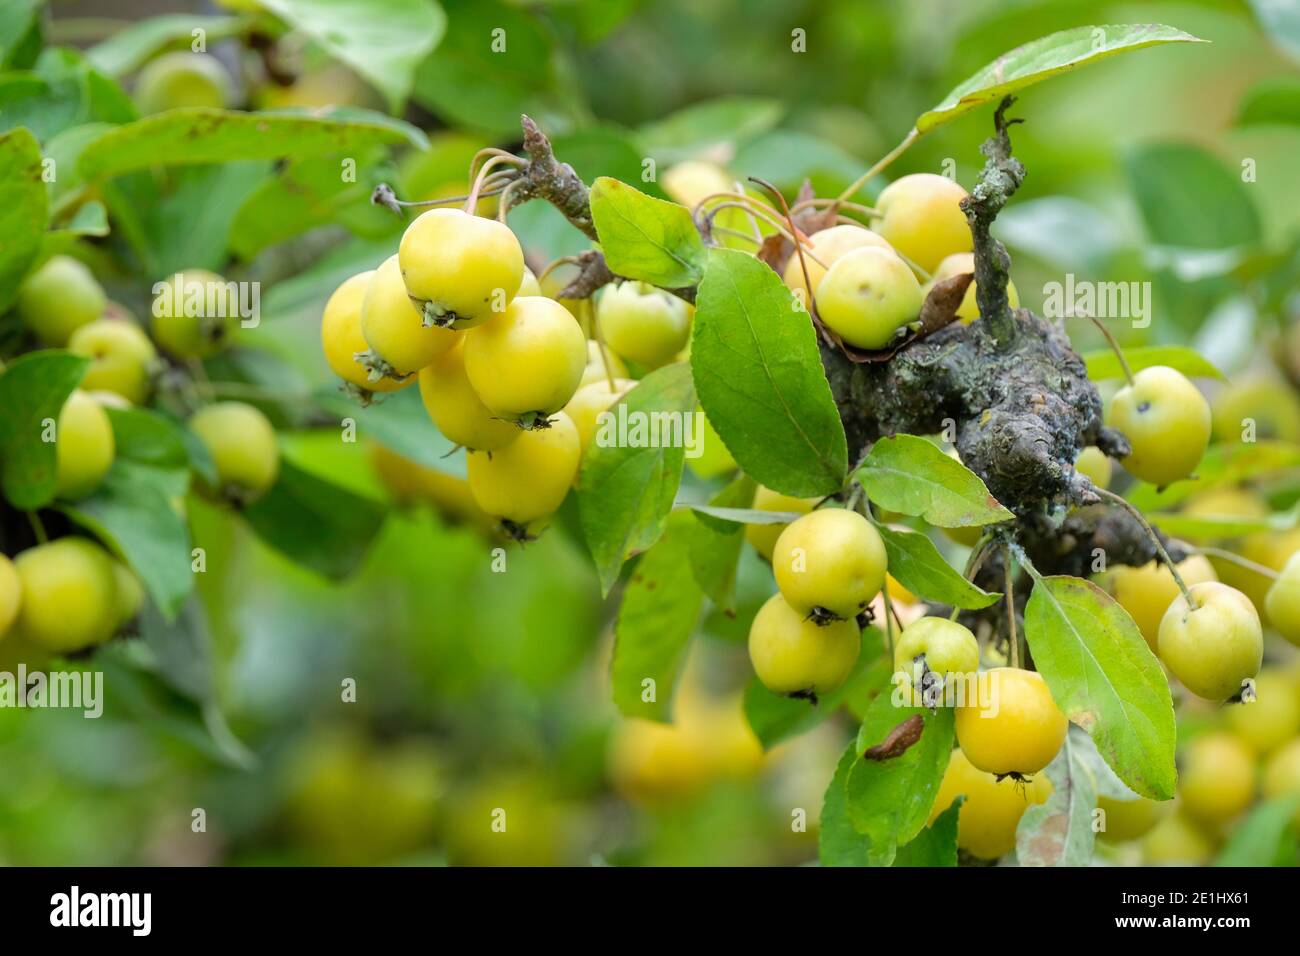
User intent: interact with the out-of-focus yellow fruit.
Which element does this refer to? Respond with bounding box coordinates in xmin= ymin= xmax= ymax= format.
xmin=1225 ymin=670 xmax=1300 ymax=754
xmin=745 ymin=486 xmax=816 ymax=560
xmin=577 ymin=340 xmax=629 ymax=388
xmin=1142 ymin=810 xmax=1215 ymax=865
xmin=368 ymin=444 xmax=495 ymax=532
xmin=1097 ymin=794 xmax=1171 ymax=844
xmin=1211 ymin=375 xmax=1300 ymax=443
xmin=1179 ymin=732 xmax=1255 ymax=825
xmin=685 ymin=408 xmax=736 ymax=478
xmin=1261 ymin=738 xmax=1300 ymax=824
xmin=661 ymin=160 xmax=734 ymax=212
xmin=1074 ymin=446 xmax=1112 ymax=489
xmin=926 ymin=251 xmax=1019 ymax=323
xmin=1099 ymin=555 xmax=1217 ymax=651
xmin=444 ymin=775 xmax=574 ymax=866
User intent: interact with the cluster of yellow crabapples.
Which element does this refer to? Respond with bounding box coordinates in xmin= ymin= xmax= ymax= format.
xmin=0 ymin=254 xmax=283 ymax=657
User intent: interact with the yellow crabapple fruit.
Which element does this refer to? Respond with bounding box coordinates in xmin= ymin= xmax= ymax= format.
xmin=367 ymin=445 xmax=496 ymax=533
xmin=1096 ymin=794 xmax=1171 ymax=844
xmin=1262 ymin=739 xmax=1300 ymax=823
xmin=782 ymin=224 xmax=896 ymax=304
xmin=1264 ymin=551 xmax=1300 ymax=646
xmin=13 ymin=538 xmax=119 ymax=652
xmin=417 ymin=340 xmax=519 ymax=452
xmin=1224 ymin=670 xmax=1300 ymax=755
xmin=929 ymin=748 xmax=1052 ymax=859
xmin=1211 ymin=374 xmax=1300 ymax=444
xmin=1100 ymin=555 xmax=1217 ymax=651
xmin=577 ymin=340 xmax=629 ymax=388
xmin=1107 ymin=366 xmax=1211 ymax=487
xmin=321 ymin=270 xmax=407 ymax=394
xmin=1074 ymin=446 xmax=1112 ymax=489
xmin=463 ymin=296 xmax=587 ymax=427
xmin=134 ymin=51 xmax=231 ymax=113
xmin=893 ymin=616 xmax=979 ymax=705
xmin=188 ymin=401 xmax=280 ymax=504
xmin=16 ymin=255 xmax=106 ymax=346
xmin=661 ymin=160 xmax=733 ymax=211
xmin=563 ymin=378 xmax=636 ymax=458
xmin=955 ymin=667 xmax=1067 ymax=777
xmin=151 ymin=269 xmax=239 ymax=359
xmin=596 ymin=282 xmax=692 ymax=368
xmin=772 ymin=508 xmax=887 ymax=620
xmin=517 ymin=267 xmax=542 ymax=297
xmin=360 ymin=255 xmax=457 ymax=380
xmin=55 ymin=390 xmax=115 ymax=500
xmin=685 ymin=408 xmax=737 ymax=478
xmin=1141 ymin=811 xmax=1215 ymax=865
xmin=1179 ymin=732 xmax=1255 ymax=825
xmin=110 ymin=561 xmax=145 ymax=629
xmin=747 ymin=593 xmax=860 ymax=697
xmin=874 ymin=173 xmax=972 ymax=273
xmin=397 ymin=208 xmax=524 ymax=329
xmin=926 ymin=251 xmax=1019 ymax=324
xmin=1157 ymin=581 xmax=1262 ymax=701
xmin=0 ymin=554 xmax=20 ymax=640
xmin=68 ymin=318 xmax=158 ymax=405
xmin=815 ymin=246 xmax=923 ymax=350
xmin=608 ymin=718 xmax=711 ymax=805
xmin=745 ymin=486 xmax=816 ymax=561
xmin=465 ymin=411 xmax=579 ymax=527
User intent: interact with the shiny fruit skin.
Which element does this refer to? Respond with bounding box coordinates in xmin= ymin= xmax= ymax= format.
xmin=1157 ymin=581 xmax=1262 ymax=701
xmin=745 ymin=486 xmax=815 ymax=561
xmin=189 ymin=401 xmax=280 ymax=503
xmin=360 ymin=255 xmax=457 ymax=378
xmin=563 ymin=378 xmax=636 ymax=457
xmin=13 ymin=538 xmax=119 ymax=652
xmin=463 ymin=296 xmax=587 ymax=424
xmin=0 ymin=555 xmax=20 ymax=640
xmin=1096 ymin=794 xmax=1170 ymax=844
xmin=782 ymin=225 xmax=895 ymax=305
xmin=1264 ymin=551 xmax=1300 ymax=646
xmin=1101 ymin=555 xmax=1217 ymax=651
xmin=68 ymin=319 xmax=158 ymax=405
xmin=747 ymin=593 xmax=860 ymax=697
xmin=1107 ymin=366 xmax=1211 ymax=487
xmin=955 ymin=667 xmax=1068 ymax=776
xmin=397 ymin=208 xmax=524 ymax=329
xmin=815 ymin=246 xmax=923 ymax=350
xmin=1179 ymin=732 xmax=1255 ymax=825
xmin=134 ymin=51 xmax=231 ymax=113
xmin=874 ymin=173 xmax=972 ymax=273
xmin=772 ymin=508 xmax=887 ymax=620
xmin=930 ymin=748 xmax=1051 ymax=859
xmin=417 ymin=341 xmax=519 ymax=452
xmin=1074 ymin=445 xmax=1112 ymax=489
xmin=151 ymin=269 xmax=239 ymax=358
xmin=465 ymin=411 xmax=579 ymax=525
xmin=596 ymin=282 xmax=692 ymax=368
xmin=927 ymin=251 xmax=1019 ymax=323
xmin=1224 ymin=670 xmax=1300 ymax=755
xmin=893 ymin=616 xmax=979 ymax=703
xmin=321 ymin=270 xmax=406 ymax=393
xmin=56 ymin=390 xmax=115 ymax=500
xmin=16 ymin=255 xmax=106 ymax=346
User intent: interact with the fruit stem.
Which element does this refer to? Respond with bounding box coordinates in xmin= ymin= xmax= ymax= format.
xmin=880 ymin=584 xmax=897 ymax=659
xmin=25 ymin=510 xmax=47 ymax=545
xmin=1085 ymin=314 xmax=1135 ymax=386
xmin=703 ymin=202 xmax=811 ymax=252
xmin=791 ymin=197 xmax=880 ymax=219
xmin=835 ymin=128 xmax=920 ymax=205
xmin=1095 ymin=487 xmax=1197 ymax=609
xmin=1004 ymin=546 xmax=1021 ymax=670
xmin=466 ymin=155 xmax=520 ymax=214
xmin=1186 ymin=545 xmax=1280 ymax=581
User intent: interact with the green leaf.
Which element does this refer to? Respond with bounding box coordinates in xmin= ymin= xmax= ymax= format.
xmin=243 ymin=459 xmax=388 ymax=579
xmin=588 ymin=177 xmax=706 ymax=288
xmin=686 ymin=475 xmax=754 ymax=611
xmin=0 ymin=0 xmax=42 ymax=70
xmin=1124 ymin=142 xmax=1261 ymax=250
xmin=917 ymin=24 xmax=1206 ymax=134
xmin=894 ymin=798 xmax=961 ymax=867
xmin=578 ymin=362 xmax=695 ymax=594
xmin=845 ymin=694 xmax=955 ymax=866
xmin=58 ymin=459 xmax=193 ymax=620
xmin=1016 ymin=726 xmax=1100 ymax=867
xmin=0 ymin=351 xmax=88 ymax=509
xmin=549 ymin=126 xmax=667 ymax=199
xmin=314 ymin=387 xmax=465 ymax=478
xmin=78 ymin=108 xmax=426 ymax=180
xmin=0 ymin=126 xmax=47 ymax=311
xmin=0 ymin=48 xmax=136 ymax=142
xmin=693 ymin=248 xmax=847 ymax=497
xmin=820 ymin=742 xmax=871 ymax=867
xmin=1023 ymin=575 xmax=1177 ymax=800
xmin=875 ymin=524 xmax=1001 ymax=609
xmin=1236 ymin=77 xmax=1300 ymax=127
xmin=744 ymin=631 xmax=887 ymax=750
xmin=610 ymin=512 xmax=703 ymax=722
xmin=636 ymin=97 xmax=783 ymax=165
xmin=259 ymin=0 xmax=445 ymax=112
xmin=1214 ymin=795 xmax=1300 ymax=866
xmin=86 ymin=15 xmax=243 ymax=77
xmin=1141 ymin=510 xmax=1287 ymax=542
xmin=105 ymin=407 xmax=191 ymax=471
xmin=680 ymin=503 xmax=805 ymax=526
xmin=1082 ymin=345 xmax=1224 ymax=382
xmin=1249 ymin=0 xmax=1300 ymax=62
xmin=857 ymin=435 xmax=1012 ymax=528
